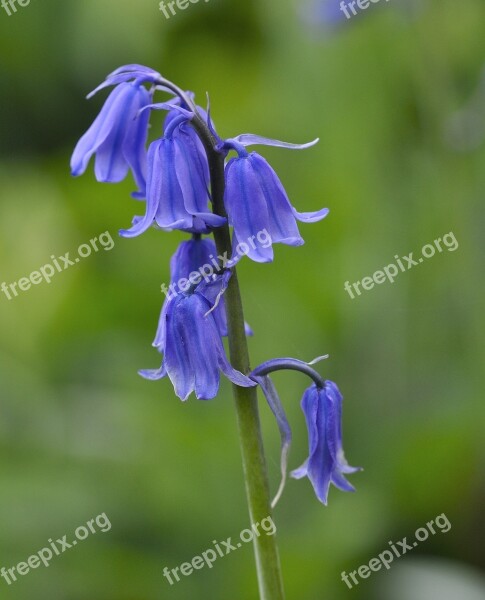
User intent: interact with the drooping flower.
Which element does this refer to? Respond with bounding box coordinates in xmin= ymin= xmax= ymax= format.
xmin=168 ymin=236 xmax=217 ymax=290
xmin=155 ymin=237 xmax=253 ymax=350
xmin=158 ymin=96 xmax=212 ymax=219
xmin=300 ymin=0 xmax=351 ymax=29
xmin=250 ymin=357 xmax=359 ymax=506
xmin=71 ymin=65 xmax=162 ymax=198
xmin=300 ymin=0 xmax=418 ymax=31
xmin=140 ymin=274 xmax=256 ymax=401
xmin=222 ymin=135 xmax=329 ymax=262
xmin=120 ymin=110 xmax=225 ymax=237
xmin=291 ymin=381 xmax=361 ymax=505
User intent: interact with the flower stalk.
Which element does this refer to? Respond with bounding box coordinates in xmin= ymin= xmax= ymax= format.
xmin=191 ymin=115 xmax=286 ymax=600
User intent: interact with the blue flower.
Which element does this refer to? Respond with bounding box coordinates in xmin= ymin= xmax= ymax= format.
xmin=162 ymin=98 xmax=212 ymax=219
xmin=120 ymin=110 xmax=226 ymax=237
xmin=71 ymin=65 xmax=162 ymax=198
xmin=155 ymin=237 xmax=253 ymax=350
xmin=301 ymin=0 xmax=352 ymax=29
xmin=168 ymin=236 xmax=217 ymax=288
xmin=222 ymin=135 xmax=329 ymax=262
xmin=291 ymin=381 xmax=361 ymax=504
xmin=141 ymin=274 xmax=256 ymax=401
xmin=250 ymin=357 xmax=359 ymax=506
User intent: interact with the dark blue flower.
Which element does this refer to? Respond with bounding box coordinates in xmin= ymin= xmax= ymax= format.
xmin=120 ymin=111 xmax=225 ymax=237
xmin=222 ymin=136 xmax=329 ymax=262
xmin=157 ymin=237 xmax=224 ymax=346
xmin=71 ymin=65 xmax=162 ymax=198
xmin=156 ymin=236 xmax=252 ymax=349
xmin=162 ymin=97 xmax=211 ymax=213
xmin=291 ymin=381 xmax=360 ymax=505
xmin=168 ymin=236 xmax=217 ymax=288
xmin=140 ymin=274 xmax=256 ymax=401
xmin=250 ymin=356 xmax=359 ymax=506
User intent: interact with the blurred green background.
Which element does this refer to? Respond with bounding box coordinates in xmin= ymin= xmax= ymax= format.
xmin=0 ymin=0 xmax=484 ymax=598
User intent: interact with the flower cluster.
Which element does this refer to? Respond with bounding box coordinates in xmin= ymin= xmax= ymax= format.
xmin=71 ymin=64 xmax=359 ymax=504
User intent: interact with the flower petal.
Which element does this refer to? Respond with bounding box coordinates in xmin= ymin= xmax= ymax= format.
xmin=153 ymin=138 xmax=194 ymax=230
xmin=250 ymin=153 xmax=304 ymax=246
xmin=183 ymin=296 xmax=222 ymax=400
xmin=122 ymin=85 xmax=152 ymax=195
xmin=224 ymin=157 xmax=274 ymax=263
xmin=153 ymin=295 xmax=171 ymax=349
xmin=71 ymin=84 xmax=131 ymax=176
xmin=108 ymin=64 xmax=162 ymax=78
xmin=173 ymin=132 xmax=210 ymax=216
xmin=88 ymin=65 xmax=162 ymax=98
xmin=94 ymin=85 xmax=147 ymax=183
xmin=119 ymin=140 xmax=161 ymax=237
xmin=164 ymin=296 xmax=195 ymax=401
xmin=307 ymin=387 xmax=333 ymax=504
xmin=290 ymin=385 xmax=332 ymax=505
xmin=217 ymin=347 xmax=258 ymax=388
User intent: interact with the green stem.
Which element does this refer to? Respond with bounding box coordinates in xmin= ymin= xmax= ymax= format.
xmin=191 ymin=118 xmax=286 ymax=600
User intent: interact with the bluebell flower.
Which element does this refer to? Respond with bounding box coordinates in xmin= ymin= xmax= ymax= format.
xmin=121 ymin=109 xmax=225 ymax=237
xmin=222 ymin=135 xmax=329 ymax=262
xmin=140 ymin=274 xmax=256 ymax=401
xmin=156 ymin=236 xmax=253 ymax=350
xmin=71 ymin=65 xmax=162 ymax=198
xmin=250 ymin=357 xmax=359 ymax=506
xmin=301 ymin=0 xmax=351 ymax=28
xmin=157 ymin=237 xmax=223 ymax=346
xmin=291 ymin=381 xmax=361 ymax=505
xmin=163 ymin=97 xmax=211 ymax=211
xmin=301 ymin=0 xmax=413 ymax=30
xmin=168 ymin=236 xmax=217 ymax=289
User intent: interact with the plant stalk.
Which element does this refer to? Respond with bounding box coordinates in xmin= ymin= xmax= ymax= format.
xmin=191 ymin=116 xmax=286 ymax=600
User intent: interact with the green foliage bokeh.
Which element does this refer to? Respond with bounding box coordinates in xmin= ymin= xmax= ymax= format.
xmin=0 ymin=0 xmax=484 ymax=598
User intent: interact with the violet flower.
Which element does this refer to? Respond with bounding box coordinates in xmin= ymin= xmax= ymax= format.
xmin=291 ymin=381 xmax=361 ymax=505
xmin=222 ymin=136 xmax=329 ymax=262
xmin=70 ymin=65 xmax=162 ymax=198
xmin=121 ymin=110 xmax=225 ymax=237
xmin=141 ymin=274 xmax=256 ymax=401
xmin=251 ymin=358 xmax=360 ymax=505
xmin=156 ymin=236 xmax=252 ymax=349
